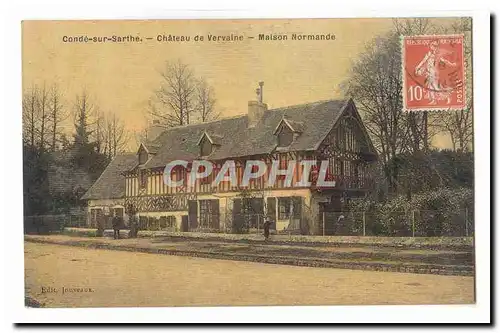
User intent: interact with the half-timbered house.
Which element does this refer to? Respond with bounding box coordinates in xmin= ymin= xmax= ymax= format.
xmin=83 ymin=85 xmax=378 ymax=235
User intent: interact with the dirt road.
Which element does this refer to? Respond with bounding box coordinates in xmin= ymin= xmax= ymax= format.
xmin=24 ymin=242 xmax=474 ymax=307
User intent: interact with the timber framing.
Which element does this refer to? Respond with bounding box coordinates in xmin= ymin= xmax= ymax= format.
xmin=83 ymin=98 xmax=379 ymax=232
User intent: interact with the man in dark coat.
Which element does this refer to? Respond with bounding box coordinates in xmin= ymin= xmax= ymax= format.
xmin=263 ymin=217 xmax=272 ymax=241
xmin=112 ymin=215 xmax=122 ymax=239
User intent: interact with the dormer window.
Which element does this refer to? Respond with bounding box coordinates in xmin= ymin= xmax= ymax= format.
xmin=200 ymin=136 xmax=213 ymax=157
xmin=137 ymin=142 xmax=160 ymax=165
xmin=273 ymin=118 xmax=304 ymax=148
xmin=277 ymin=126 xmax=294 ymax=147
xmin=197 ymin=131 xmax=222 ymax=157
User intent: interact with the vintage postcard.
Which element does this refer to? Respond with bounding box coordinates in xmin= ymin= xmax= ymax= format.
xmin=22 ymin=17 xmax=476 ymax=311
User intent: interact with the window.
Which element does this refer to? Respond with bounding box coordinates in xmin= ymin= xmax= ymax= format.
xmin=344 ymin=160 xmax=351 ymax=177
xmin=167 ymin=216 xmax=176 ymax=228
xmin=307 ymin=161 xmax=319 ymax=183
xmin=335 ymin=160 xmax=344 ymax=176
xmin=159 ymin=216 xmax=176 ymax=229
xmin=353 ymin=162 xmax=360 ymax=187
xmin=242 ymin=198 xmax=264 ymax=229
xmin=90 ymin=208 xmax=103 ymax=228
xmin=139 ymin=216 xmax=148 ymax=230
xmin=139 ymin=170 xmax=148 ymax=189
xmin=159 ymin=216 xmax=167 ymax=229
xmin=199 ymin=200 xmax=211 ymax=228
xmin=278 ymin=198 xmax=291 ymax=219
xmin=112 ymin=207 xmax=124 ymax=217
xmin=199 ymin=164 xmax=212 ymax=185
xmin=279 ymin=154 xmax=287 ymax=168
xmin=199 ymin=199 xmax=219 ymax=229
xmin=277 ymin=197 xmax=302 ymax=220
xmin=267 ymin=197 xmax=277 ymax=221
xmin=174 ymin=165 xmax=187 ymax=187
xmin=200 ymin=137 xmax=213 ymax=157
xmin=242 ymin=198 xmax=264 ymax=214
xmin=277 ymin=126 xmax=294 ymax=147
xmin=147 ymin=217 xmax=159 ymax=231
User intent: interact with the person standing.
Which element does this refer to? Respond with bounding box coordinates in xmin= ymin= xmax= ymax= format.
xmin=336 ymin=214 xmax=345 ymax=235
xmin=112 ymin=215 xmax=121 ymax=240
xmin=263 ymin=217 xmax=272 ymax=241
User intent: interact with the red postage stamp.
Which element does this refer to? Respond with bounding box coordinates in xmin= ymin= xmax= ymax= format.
xmin=402 ymin=34 xmax=466 ymax=111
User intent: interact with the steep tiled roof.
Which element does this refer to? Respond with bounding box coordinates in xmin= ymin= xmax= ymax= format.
xmin=141 ymin=141 xmax=162 ymax=154
xmin=143 ymin=99 xmax=349 ymax=169
xmin=81 ymin=153 xmax=137 ymax=200
xmin=273 ymin=118 xmax=305 ymax=135
xmin=197 ymin=132 xmax=224 ymax=146
xmin=283 ymin=119 xmax=305 ymax=133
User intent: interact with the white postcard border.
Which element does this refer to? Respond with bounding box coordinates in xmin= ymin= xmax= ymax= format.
xmin=3 ymin=0 xmax=491 ymax=326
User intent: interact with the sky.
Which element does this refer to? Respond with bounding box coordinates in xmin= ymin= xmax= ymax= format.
xmin=22 ymin=18 xmax=463 ymax=150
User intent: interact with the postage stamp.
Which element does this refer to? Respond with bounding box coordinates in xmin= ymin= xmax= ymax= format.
xmin=402 ymin=34 xmax=466 ymax=111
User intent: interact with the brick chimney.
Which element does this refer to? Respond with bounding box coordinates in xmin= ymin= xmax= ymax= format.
xmin=248 ymin=81 xmax=267 ymax=128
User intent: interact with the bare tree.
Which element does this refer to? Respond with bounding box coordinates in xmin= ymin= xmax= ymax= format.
xmin=149 ymin=60 xmax=219 ymax=127
xmin=437 ymin=18 xmax=473 ymax=152
xmin=195 ymin=77 xmax=219 ymax=122
xmin=22 ymin=85 xmax=39 ymax=147
xmin=150 ymin=60 xmax=196 ymax=127
xmin=48 ymin=84 xmax=67 ymax=151
xmin=392 ymin=18 xmax=432 ymax=35
xmin=94 ymin=110 xmax=105 ymax=154
xmin=37 ymin=83 xmax=51 ymax=150
xmin=440 ymin=105 xmax=473 ymax=152
xmin=105 ymin=116 xmax=113 ymax=157
xmin=393 ymin=18 xmax=439 ymax=152
xmin=101 ymin=113 xmax=129 ymax=158
xmin=110 ymin=113 xmax=129 ymax=157
xmin=22 ymin=83 xmax=53 ymax=150
xmin=343 ymin=18 xmax=443 ymax=193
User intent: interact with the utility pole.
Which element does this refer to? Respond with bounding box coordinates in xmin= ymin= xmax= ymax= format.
xmin=465 ymin=207 xmax=469 ymax=237
xmin=412 ymin=210 xmax=416 ymax=237
xmin=362 ymin=211 xmax=366 ymax=236
xmin=322 ymin=211 xmax=325 ymax=236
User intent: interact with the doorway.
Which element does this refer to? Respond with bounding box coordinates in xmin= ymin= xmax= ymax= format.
xmin=181 ymin=215 xmax=189 ymax=232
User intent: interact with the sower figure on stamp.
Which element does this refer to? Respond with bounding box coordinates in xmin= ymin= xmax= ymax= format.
xmin=414 ymin=40 xmax=457 ymax=105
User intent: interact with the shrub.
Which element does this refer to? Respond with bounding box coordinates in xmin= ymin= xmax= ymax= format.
xmin=347 ymin=187 xmax=473 ymax=236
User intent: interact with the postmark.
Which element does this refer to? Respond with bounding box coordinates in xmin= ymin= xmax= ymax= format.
xmin=402 ymin=34 xmax=466 ymax=111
